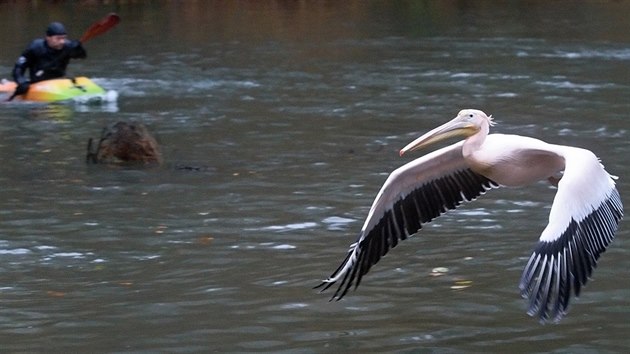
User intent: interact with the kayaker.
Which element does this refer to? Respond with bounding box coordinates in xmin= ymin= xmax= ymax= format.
xmin=11 ymin=22 xmax=87 ymax=97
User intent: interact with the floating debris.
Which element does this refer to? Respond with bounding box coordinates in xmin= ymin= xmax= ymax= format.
xmin=430 ymin=267 xmax=449 ymax=276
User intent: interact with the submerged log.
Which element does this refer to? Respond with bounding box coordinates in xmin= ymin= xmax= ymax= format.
xmin=87 ymin=121 xmax=162 ymax=165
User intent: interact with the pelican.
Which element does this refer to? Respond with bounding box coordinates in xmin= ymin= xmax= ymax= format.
xmin=316 ymin=109 xmax=623 ymax=323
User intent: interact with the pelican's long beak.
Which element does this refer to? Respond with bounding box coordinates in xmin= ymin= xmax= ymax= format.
xmin=399 ymin=115 xmax=479 ymax=156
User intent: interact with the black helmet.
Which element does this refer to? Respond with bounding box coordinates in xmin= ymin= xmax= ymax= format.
xmin=46 ymin=22 xmax=67 ymax=36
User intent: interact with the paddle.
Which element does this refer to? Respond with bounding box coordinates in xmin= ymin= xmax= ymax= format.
xmin=7 ymin=13 xmax=120 ymax=101
xmin=80 ymin=13 xmax=121 ymax=43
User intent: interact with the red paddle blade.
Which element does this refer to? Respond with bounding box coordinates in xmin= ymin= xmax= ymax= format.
xmin=79 ymin=13 xmax=120 ymax=43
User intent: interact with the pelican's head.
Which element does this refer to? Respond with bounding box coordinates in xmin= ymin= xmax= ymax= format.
xmin=399 ymin=109 xmax=493 ymax=156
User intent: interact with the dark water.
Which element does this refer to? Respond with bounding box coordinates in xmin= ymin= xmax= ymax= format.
xmin=1 ymin=1 xmax=629 ymax=352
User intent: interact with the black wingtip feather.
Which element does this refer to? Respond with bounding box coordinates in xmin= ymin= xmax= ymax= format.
xmin=317 ymin=168 xmax=498 ymax=302
xmin=520 ymin=190 xmax=622 ymax=322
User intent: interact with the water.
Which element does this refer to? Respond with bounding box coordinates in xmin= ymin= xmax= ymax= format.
xmin=1 ymin=1 xmax=629 ymax=352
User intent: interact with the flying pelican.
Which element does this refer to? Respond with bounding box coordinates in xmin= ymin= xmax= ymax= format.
xmin=316 ymin=109 xmax=623 ymax=323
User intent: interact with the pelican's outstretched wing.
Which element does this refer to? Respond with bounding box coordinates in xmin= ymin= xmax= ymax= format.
xmin=316 ymin=141 xmax=499 ymax=299
xmin=519 ymin=146 xmax=623 ymax=323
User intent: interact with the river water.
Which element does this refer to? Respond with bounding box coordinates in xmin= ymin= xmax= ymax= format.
xmin=1 ymin=1 xmax=629 ymax=353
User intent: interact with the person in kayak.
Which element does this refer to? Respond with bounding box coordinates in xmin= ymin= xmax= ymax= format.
xmin=11 ymin=22 xmax=87 ymax=97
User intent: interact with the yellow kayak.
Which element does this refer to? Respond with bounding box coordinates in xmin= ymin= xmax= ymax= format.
xmin=1 ymin=77 xmax=106 ymax=102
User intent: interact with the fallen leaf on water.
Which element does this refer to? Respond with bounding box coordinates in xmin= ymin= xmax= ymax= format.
xmin=451 ymin=280 xmax=473 ymax=290
xmin=197 ymin=235 xmax=214 ymax=245
xmin=47 ymin=290 xmax=66 ymax=298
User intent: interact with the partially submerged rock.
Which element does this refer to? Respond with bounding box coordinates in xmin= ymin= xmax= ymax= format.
xmin=87 ymin=121 xmax=162 ymax=165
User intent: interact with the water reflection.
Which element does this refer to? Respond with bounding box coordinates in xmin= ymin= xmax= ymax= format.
xmin=24 ymin=103 xmax=75 ymax=121
xmin=4 ymin=98 xmax=118 ymax=122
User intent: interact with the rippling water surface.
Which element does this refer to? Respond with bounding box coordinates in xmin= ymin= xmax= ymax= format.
xmin=1 ymin=1 xmax=629 ymax=352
